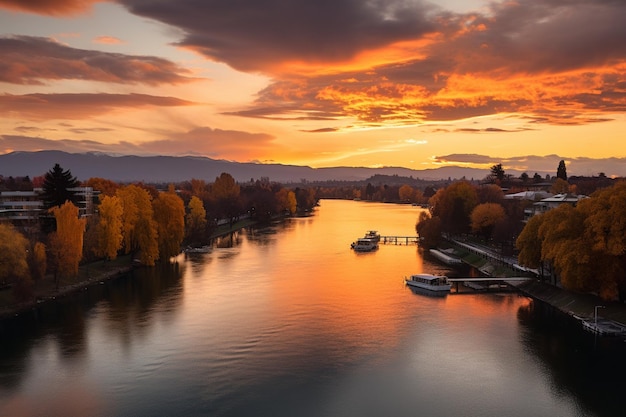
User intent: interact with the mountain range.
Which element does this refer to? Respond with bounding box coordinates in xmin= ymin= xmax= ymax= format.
xmin=0 ymin=151 xmax=495 ymax=184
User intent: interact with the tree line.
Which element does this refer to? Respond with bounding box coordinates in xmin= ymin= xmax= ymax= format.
xmin=414 ymin=171 xmax=626 ymax=301
xmin=0 ymin=165 xmax=318 ymax=302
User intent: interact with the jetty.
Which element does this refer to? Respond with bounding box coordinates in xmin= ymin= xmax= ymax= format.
xmin=380 ymin=235 xmax=420 ymax=245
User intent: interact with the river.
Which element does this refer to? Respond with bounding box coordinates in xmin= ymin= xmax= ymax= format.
xmin=1 ymin=199 xmax=625 ymax=417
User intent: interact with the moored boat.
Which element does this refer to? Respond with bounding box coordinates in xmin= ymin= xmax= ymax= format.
xmin=404 ymin=273 xmax=451 ymax=293
xmin=350 ymin=238 xmax=379 ymax=252
xmin=364 ymin=230 xmax=381 ymax=242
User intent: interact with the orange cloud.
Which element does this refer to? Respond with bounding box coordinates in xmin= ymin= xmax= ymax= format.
xmin=0 ymin=0 xmax=99 ymax=16
xmin=93 ymin=36 xmax=125 ymax=45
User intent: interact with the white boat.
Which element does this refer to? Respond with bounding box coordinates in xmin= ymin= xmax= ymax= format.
xmin=364 ymin=230 xmax=381 ymax=242
xmin=351 ymin=238 xmax=379 ymax=252
xmin=404 ymin=273 xmax=451 ymax=293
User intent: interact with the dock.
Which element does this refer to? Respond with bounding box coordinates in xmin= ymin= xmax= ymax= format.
xmin=447 ymin=277 xmax=533 ymax=293
xmin=380 ymin=235 xmax=420 ymax=245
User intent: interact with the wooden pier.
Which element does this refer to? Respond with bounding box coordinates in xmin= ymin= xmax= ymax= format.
xmin=447 ymin=277 xmax=533 ymax=293
xmin=380 ymin=235 xmax=420 ymax=245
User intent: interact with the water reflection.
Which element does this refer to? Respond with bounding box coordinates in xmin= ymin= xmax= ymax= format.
xmin=0 ymin=261 xmax=184 ymax=393
xmin=517 ymin=300 xmax=626 ymax=417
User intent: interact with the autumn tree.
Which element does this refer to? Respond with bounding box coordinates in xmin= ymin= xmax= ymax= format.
xmin=211 ymin=172 xmax=241 ymax=226
xmin=275 ymin=188 xmax=297 ymax=214
xmin=153 ymin=191 xmax=185 ymax=260
xmin=48 ymin=201 xmax=86 ymax=283
xmin=429 ymin=180 xmax=478 ymax=234
xmin=415 ymin=211 xmax=442 ymax=249
xmin=516 ymin=214 xmax=544 ymax=270
xmin=399 ymin=184 xmax=415 ymax=203
xmin=116 ymin=184 xmax=159 ymax=266
xmin=186 ymin=196 xmax=208 ymax=246
xmin=470 ymin=203 xmax=506 ymax=239
xmin=84 ymin=177 xmax=120 ymax=197
xmin=0 ymin=224 xmax=32 ymax=300
xmin=538 ymin=204 xmax=592 ymax=292
xmin=94 ymin=195 xmax=124 ymax=260
xmin=28 ymin=241 xmax=47 ymax=282
xmin=550 ymin=178 xmax=570 ymax=194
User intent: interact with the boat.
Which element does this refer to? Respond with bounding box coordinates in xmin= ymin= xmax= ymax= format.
xmin=350 ymin=238 xmax=379 ymax=252
xmin=429 ymin=248 xmax=463 ymax=265
xmin=184 ymin=245 xmax=212 ymax=253
xmin=364 ymin=230 xmax=381 ymax=242
xmin=404 ymin=273 xmax=451 ymax=293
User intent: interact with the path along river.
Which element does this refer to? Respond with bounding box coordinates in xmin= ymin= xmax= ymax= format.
xmin=1 ymin=199 xmax=625 ymax=417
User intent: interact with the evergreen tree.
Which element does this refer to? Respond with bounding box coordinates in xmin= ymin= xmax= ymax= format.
xmin=41 ymin=163 xmax=80 ymax=209
xmin=557 ymin=160 xmax=567 ymax=181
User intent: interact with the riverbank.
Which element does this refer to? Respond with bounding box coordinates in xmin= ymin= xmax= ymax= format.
xmin=442 ymin=237 xmax=626 ymax=328
xmin=0 ymin=218 xmax=262 ymax=321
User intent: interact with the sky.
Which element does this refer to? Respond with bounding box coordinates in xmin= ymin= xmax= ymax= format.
xmin=0 ymin=0 xmax=625 ymax=177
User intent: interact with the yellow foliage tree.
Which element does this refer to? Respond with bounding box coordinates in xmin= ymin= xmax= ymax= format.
xmin=0 ymin=224 xmax=30 ymax=285
xmin=470 ymin=203 xmax=505 ymax=238
xmin=275 ymin=188 xmax=297 ymax=214
xmin=30 ymin=241 xmax=47 ymax=281
xmin=186 ymin=195 xmax=207 ymax=244
xmin=153 ymin=191 xmax=185 ymax=260
xmin=95 ymin=195 xmax=124 ymax=260
xmin=116 ymin=184 xmax=159 ymax=266
xmin=48 ymin=201 xmax=86 ymax=281
xmin=516 ymin=214 xmax=544 ymax=269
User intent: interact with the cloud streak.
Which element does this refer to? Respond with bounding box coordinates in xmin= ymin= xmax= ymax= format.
xmin=0 ymin=35 xmax=195 ymax=85
xmin=0 ymin=93 xmax=195 ymax=120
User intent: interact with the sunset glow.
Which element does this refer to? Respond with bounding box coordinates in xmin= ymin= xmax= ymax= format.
xmin=1 ymin=0 xmax=625 ymax=177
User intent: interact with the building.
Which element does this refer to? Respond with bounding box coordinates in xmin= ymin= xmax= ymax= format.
xmin=523 ymin=193 xmax=587 ymax=222
xmin=0 ymin=187 xmax=97 ymax=227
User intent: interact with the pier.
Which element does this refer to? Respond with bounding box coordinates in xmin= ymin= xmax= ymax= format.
xmin=447 ymin=277 xmax=532 ymax=293
xmin=380 ymin=235 xmax=420 ymax=245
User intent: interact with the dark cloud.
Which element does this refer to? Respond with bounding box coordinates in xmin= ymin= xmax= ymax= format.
xmin=0 ymin=93 xmax=195 ymax=120
xmin=120 ymin=0 xmax=437 ymax=72
xmin=0 ymin=36 xmax=195 ymax=85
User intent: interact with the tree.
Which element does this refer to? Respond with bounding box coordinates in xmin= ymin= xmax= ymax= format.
xmin=41 ymin=163 xmax=80 ymax=209
xmin=0 ymin=224 xmax=30 ymax=287
xmin=186 ymin=196 xmax=208 ymax=245
xmin=557 ymin=160 xmax=567 ymax=181
xmin=415 ymin=211 xmax=442 ymax=249
xmin=275 ymin=188 xmax=297 ymax=214
xmin=153 ymin=191 xmax=185 ymax=260
xmin=29 ymin=241 xmax=47 ymax=281
xmin=429 ymin=180 xmax=478 ymax=234
xmin=399 ymin=184 xmax=415 ymax=202
xmin=550 ymin=178 xmax=570 ymax=194
xmin=116 ymin=185 xmax=159 ymax=266
xmin=516 ymin=214 xmax=544 ymax=270
xmin=48 ymin=201 xmax=86 ymax=282
xmin=84 ymin=177 xmax=119 ymax=197
xmin=95 ymin=195 xmax=124 ymax=260
xmin=470 ymin=203 xmax=506 ymax=238
xmin=211 ymin=172 xmax=242 ymax=226
xmin=490 ymin=164 xmax=505 ymax=183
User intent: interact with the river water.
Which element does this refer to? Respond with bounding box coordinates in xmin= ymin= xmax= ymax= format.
xmin=1 ymin=199 xmax=625 ymax=417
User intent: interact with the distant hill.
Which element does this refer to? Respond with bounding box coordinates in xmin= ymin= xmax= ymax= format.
xmin=0 ymin=151 xmax=491 ymax=183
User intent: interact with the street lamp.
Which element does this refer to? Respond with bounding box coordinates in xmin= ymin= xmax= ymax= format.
xmin=595 ymin=305 xmax=605 ymax=327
